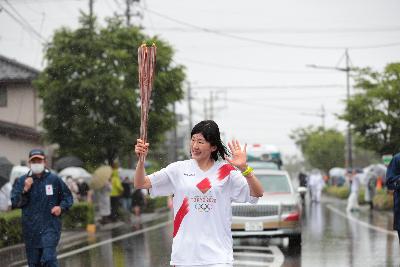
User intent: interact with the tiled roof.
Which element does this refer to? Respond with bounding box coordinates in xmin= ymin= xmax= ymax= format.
xmin=0 ymin=55 xmax=39 ymax=82
xmin=0 ymin=120 xmax=41 ymax=142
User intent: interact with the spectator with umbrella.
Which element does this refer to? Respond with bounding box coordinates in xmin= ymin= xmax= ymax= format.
xmin=0 ymin=157 xmax=14 ymax=211
xmin=90 ymin=165 xmax=113 ymax=224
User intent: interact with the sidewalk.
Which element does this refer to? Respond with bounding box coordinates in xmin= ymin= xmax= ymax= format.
xmin=0 ymin=209 xmax=170 ymax=267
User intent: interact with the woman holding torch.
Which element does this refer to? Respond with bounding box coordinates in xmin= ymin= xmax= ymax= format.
xmin=134 ymin=120 xmax=264 ymax=267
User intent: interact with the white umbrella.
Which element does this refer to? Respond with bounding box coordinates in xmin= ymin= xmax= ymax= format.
xmin=59 ymin=167 xmax=92 ymax=182
xmin=329 ymin=167 xmax=346 ymax=177
xmin=10 ymin=165 xmax=30 ymax=185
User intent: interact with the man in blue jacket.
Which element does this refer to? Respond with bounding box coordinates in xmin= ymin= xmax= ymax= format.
xmin=11 ymin=149 xmax=73 ymax=267
xmin=386 ymin=152 xmax=400 ymax=242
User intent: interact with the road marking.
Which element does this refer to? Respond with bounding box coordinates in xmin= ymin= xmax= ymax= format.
xmin=234 ymin=260 xmax=270 ymax=266
xmin=57 ymin=220 xmax=172 ymax=260
xmin=233 ymin=245 xmax=284 ymax=267
xmin=233 ymin=251 xmax=272 ymax=258
xmin=326 ymin=204 xmax=397 ymax=236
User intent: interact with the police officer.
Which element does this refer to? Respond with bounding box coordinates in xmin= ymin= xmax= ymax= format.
xmin=11 ymin=149 xmax=73 ymax=267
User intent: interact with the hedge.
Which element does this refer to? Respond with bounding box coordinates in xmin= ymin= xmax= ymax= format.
xmin=325 ymin=185 xmax=350 ymax=199
xmin=373 ymin=189 xmax=394 ymax=210
xmin=0 ymin=202 xmax=94 ymax=249
xmin=324 ymin=186 xmax=394 ymax=210
xmin=62 ymin=202 xmax=95 ymax=230
xmin=0 ymin=209 xmax=23 ymax=248
xmin=142 ymin=196 xmax=168 ymax=213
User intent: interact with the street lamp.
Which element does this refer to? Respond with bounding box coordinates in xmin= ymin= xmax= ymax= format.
xmin=307 ymin=49 xmax=353 ymax=170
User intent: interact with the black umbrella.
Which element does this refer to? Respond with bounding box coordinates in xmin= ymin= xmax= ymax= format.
xmin=0 ymin=157 xmax=14 ymax=188
xmin=53 ymin=156 xmax=84 ymax=172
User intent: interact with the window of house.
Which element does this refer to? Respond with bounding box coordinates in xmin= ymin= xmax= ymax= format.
xmin=0 ymin=86 xmax=7 ymax=107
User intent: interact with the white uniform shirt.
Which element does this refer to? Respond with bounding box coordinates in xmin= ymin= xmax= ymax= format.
xmin=149 ymin=159 xmax=258 ymax=266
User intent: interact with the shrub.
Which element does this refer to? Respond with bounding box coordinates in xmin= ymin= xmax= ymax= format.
xmin=0 ymin=202 xmax=95 ymax=248
xmin=325 ymin=185 xmax=350 ymax=199
xmin=142 ymin=196 xmax=168 ymax=213
xmin=0 ymin=209 xmax=22 ymax=248
xmin=62 ymin=202 xmax=95 ymax=230
xmin=373 ymin=190 xmax=394 ymax=210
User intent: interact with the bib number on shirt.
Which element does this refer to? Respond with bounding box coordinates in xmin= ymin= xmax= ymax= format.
xmin=46 ymin=185 xmax=53 ymax=195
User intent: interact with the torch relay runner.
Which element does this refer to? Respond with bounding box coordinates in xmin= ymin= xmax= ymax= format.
xmin=134 ymin=120 xmax=264 ymax=267
xmin=11 ymin=149 xmax=73 ymax=267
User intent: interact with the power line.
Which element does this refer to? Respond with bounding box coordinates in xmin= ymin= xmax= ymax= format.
xmin=143 ymin=7 xmax=400 ymax=50
xmin=0 ymin=3 xmax=45 ymax=42
xmin=177 ymin=57 xmax=343 ymax=75
xmin=191 ymin=84 xmax=345 ymax=90
xmin=143 ymin=26 xmax=400 ymax=34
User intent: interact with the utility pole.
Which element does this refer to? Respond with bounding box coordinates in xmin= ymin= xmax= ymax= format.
xmin=345 ymin=49 xmax=353 ymax=170
xmin=204 ymin=98 xmax=208 ymax=119
xmin=125 ymin=0 xmax=141 ymax=27
xmin=187 ymin=82 xmax=193 ymax=131
xmin=125 ymin=0 xmax=131 ymax=26
xmin=89 ymin=0 xmax=94 ymax=17
xmin=88 ymin=0 xmax=94 ymax=30
xmin=172 ymin=102 xmax=178 ymax=162
xmin=209 ymin=91 xmax=214 ymax=120
xmin=307 ymin=49 xmax=353 ymax=170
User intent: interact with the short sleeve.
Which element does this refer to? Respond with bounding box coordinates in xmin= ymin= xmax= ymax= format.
xmin=229 ymin=170 xmax=258 ymax=204
xmin=148 ymin=165 xmax=175 ymax=197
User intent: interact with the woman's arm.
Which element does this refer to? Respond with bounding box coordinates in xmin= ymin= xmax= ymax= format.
xmin=238 ymin=166 xmax=264 ymax=197
xmin=134 ymin=139 xmax=152 ymax=189
xmin=226 ymin=139 xmax=264 ymax=197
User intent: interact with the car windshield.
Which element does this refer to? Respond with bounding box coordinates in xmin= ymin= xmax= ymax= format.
xmin=257 ymin=174 xmax=291 ymax=193
xmin=249 ymin=161 xmax=279 ymax=170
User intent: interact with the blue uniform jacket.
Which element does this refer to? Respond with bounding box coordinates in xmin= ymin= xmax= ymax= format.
xmin=11 ymin=170 xmax=73 ymax=248
xmin=386 ymin=153 xmax=400 ymax=230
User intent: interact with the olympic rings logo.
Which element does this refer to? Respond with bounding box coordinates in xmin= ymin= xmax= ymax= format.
xmin=195 ymin=203 xmax=213 ymax=212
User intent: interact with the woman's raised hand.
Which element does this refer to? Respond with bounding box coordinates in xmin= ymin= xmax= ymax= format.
xmin=135 ymin=139 xmax=149 ymax=158
xmin=226 ymin=139 xmax=247 ymax=172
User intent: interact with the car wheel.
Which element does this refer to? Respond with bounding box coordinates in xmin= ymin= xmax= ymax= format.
xmin=288 ymin=234 xmax=302 ymax=248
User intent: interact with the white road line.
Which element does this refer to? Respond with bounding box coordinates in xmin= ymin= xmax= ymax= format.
xmin=326 ymin=204 xmax=397 ymax=236
xmin=267 ymin=245 xmax=284 ymax=267
xmin=233 ymin=251 xmax=272 ymax=258
xmin=57 ymin=220 xmax=172 ymax=260
xmin=234 ymin=260 xmax=270 ymax=266
xmin=233 ymin=245 xmax=284 ymax=267
xmin=233 ymin=245 xmax=272 ymax=252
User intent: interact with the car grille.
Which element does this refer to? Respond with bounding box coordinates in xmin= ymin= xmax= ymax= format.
xmin=232 ymin=205 xmax=279 ymax=217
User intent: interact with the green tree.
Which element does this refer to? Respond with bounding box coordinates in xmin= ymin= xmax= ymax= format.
xmin=34 ymin=15 xmax=186 ymax=167
xmin=290 ymin=126 xmax=345 ymax=173
xmin=340 ymin=63 xmax=400 ymax=155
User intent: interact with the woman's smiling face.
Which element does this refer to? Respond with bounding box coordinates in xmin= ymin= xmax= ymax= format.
xmin=190 ymin=133 xmax=216 ymax=161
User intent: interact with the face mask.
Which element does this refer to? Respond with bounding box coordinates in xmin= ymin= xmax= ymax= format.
xmin=31 ymin=163 xmax=45 ymax=174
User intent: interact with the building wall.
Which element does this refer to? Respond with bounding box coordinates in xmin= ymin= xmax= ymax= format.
xmin=0 ymin=135 xmax=43 ymax=165
xmin=0 ymin=83 xmax=42 ymax=130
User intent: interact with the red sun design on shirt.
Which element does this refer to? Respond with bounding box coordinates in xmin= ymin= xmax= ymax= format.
xmin=196 ymin=178 xmax=211 ymax=194
xmin=217 ymin=164 xmax=236 ymax=181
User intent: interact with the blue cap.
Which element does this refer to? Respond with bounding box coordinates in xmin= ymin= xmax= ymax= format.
xmin=29 ymin=148 xmax=45 ymax=161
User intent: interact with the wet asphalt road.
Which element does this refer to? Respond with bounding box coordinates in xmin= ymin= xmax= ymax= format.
xmin=6 ymin=196 xmax=400 ymax=267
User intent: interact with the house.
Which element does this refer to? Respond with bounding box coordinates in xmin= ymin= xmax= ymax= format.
xmin=0 ymin=55 xmax=44 ymax=165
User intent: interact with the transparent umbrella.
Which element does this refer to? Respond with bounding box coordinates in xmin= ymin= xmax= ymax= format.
xmin=58 ymin=167 xmax=92 ymax=183
xmin=89 ymin=165 xmax=112 ymax=190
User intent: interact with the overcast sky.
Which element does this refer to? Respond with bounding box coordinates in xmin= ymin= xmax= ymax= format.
xmin=1 ymin=0 xmax=400 ymax=157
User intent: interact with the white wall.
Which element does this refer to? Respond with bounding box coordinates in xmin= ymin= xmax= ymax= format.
xmin=0 ymin=135 xmax=43 ymax=165
xmin=0 ymin=83 xmax=43 ymax=130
